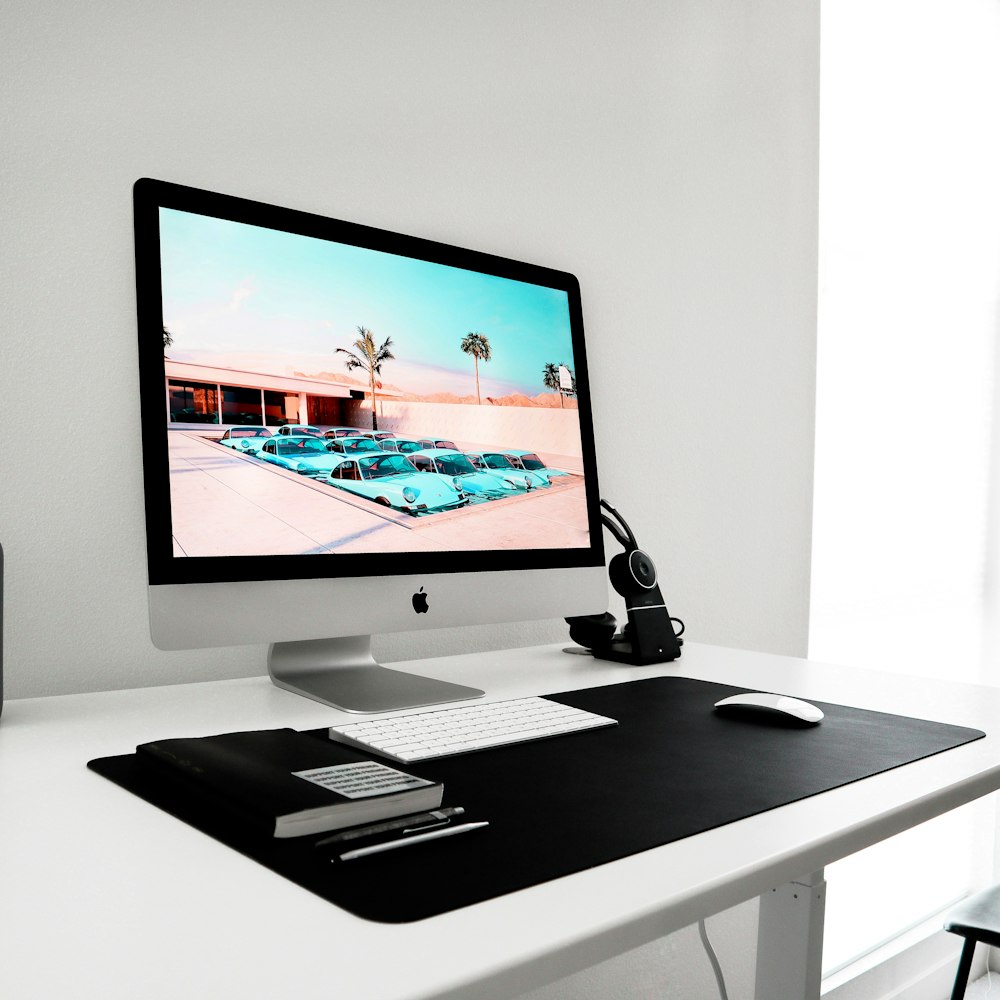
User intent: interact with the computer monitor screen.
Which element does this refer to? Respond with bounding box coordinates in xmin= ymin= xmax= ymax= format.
xmin=134 ymin=178 xmax=607 ymax=711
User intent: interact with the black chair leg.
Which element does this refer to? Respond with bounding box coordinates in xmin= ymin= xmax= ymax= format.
xmin=951 ymin=938 xmax=977 ymax=1000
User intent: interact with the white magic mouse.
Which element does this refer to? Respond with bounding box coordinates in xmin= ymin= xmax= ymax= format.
xmin=713 ymin=692 xmax=824 ymax=724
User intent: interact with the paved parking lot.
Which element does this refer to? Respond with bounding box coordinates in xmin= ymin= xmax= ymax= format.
xmin=168 ymin=433 xmax=590 ymax=557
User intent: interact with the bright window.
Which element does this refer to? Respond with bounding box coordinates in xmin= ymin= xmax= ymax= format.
xmin=812 ymin=0 xmax=1000 ymax=982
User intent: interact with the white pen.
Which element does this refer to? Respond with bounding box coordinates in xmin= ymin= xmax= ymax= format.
xmin=337 ymin=821 xmax=489 ymax=862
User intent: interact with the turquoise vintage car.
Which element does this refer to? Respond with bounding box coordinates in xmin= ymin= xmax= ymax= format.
xmin=499 ymin=449 xmax=572 ymax=485
xmin=323 ymin=426 xmax=370 ymax=439
xmin=323 ymin=452 xmax=468 ymax=515
xmin=325 ymin=436 xmax=383 ymax=456
xmin=218 ymin=426 xmax=272 ymax=453
xmin=256 ymin=435 xmax=346 ymax=476
xmin=274 ymin=424 xmax=322 ymax=437
xmin=409 ymin=449 xmax=515 ymax=500
xmin=417 ymin=436 xmax=458 ymax=450
xmin=377 ymin=438 xmax=423 ymax=455
xmin=464 ymin=451 xmax=548 ymax=490
xmin=357 ymin=430 xmax=399 ymax=442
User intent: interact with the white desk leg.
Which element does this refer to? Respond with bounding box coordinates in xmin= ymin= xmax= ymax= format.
xmin=755 ymin=870 xmax=827 ymax=1000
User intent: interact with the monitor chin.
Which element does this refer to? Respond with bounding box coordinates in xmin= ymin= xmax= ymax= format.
xmin=148 ymin=566 xmax=608 ymax=654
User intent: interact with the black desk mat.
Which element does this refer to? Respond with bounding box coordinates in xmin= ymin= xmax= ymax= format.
xmin=87 ymin=676 xmax=985 ymax=923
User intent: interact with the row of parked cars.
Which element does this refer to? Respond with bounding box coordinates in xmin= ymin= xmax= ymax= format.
xmin=214 ymin=423 xmax=574 ymax=516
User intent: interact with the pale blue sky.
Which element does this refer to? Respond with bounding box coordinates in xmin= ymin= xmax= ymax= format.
xmin=159 ymin=208 xmax=576 ymax=398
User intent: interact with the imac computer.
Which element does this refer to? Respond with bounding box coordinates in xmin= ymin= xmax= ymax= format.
xmin=133 ymin=178 xmax=607 ymax=713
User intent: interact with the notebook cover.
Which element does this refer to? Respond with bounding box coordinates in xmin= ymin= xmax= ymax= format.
xmin=138 ymin=728 xmax=442 ymax=837
xmin=87 ymin=676 xmax=985 ymax=923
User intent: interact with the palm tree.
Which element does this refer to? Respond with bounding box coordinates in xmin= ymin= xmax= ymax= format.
xmin=163 ymin=325 xmax=173 ymax=352
xmin=460 ymin=332 xmax=492 ymax=404
xmin=543 ymin=362 xmax=574 ymax=408
xmin=337 ymin=326 xmax=395 ymax=430
xmin=542 ymin=362 xmax=562 ymax=407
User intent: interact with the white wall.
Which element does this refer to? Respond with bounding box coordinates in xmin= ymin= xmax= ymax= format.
xmin=0 ymin=1 xmax=818 ymax=997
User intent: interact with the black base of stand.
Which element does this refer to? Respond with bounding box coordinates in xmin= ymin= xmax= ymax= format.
xmin=593 ymin=638 xmax=680 ymax=667
xmin=591 ymin=601 xmax=682 ymax=666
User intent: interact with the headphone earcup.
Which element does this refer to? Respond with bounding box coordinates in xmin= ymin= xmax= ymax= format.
xmin=608 ymin=548 xmax=657 ymax=597
xmin=608 ymin=552 xmax=631 ymax=596
xmin=566 ymin=611 xmax=618 ymax=649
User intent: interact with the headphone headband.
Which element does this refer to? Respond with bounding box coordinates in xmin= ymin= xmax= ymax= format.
xmin=600 ymin=498 xmax=638 ymax=552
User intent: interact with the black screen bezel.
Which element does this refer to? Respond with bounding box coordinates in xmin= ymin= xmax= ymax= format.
xmin=134 ymin=178 xmax=604 ymax=586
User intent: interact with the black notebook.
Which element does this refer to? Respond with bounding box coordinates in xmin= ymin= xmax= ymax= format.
xmin=138 ymin=728 xmax=443 ymax=838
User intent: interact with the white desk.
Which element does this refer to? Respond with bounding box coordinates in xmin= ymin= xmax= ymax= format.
xmin=2 ymin=642 xmax=999 ymax=1000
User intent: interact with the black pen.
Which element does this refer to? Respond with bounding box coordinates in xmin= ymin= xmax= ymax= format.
xmin=337 ymin=821 xmax=489 ymax=861
xmin=314 ymin=806 xmax=465 ymax=847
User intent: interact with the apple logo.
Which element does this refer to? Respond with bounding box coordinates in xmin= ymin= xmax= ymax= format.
xmin=411 ymin=587 xmax=429 ymax=614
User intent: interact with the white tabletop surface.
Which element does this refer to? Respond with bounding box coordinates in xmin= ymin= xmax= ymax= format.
xmin=2 ymin=642 xmax=999 ymax=1000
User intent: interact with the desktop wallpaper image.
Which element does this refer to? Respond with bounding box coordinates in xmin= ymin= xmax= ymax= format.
xmin=159 ymin=209 xmax=592 ymax=558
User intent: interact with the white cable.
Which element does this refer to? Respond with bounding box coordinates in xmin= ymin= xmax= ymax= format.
xmin=698 ymin=918 xmax=730 ymax=1000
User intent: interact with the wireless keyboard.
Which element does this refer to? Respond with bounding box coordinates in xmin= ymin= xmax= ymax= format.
xmin=327 ymin=695 xmax=618 ymax=763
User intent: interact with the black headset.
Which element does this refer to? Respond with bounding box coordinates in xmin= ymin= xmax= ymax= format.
xmin=566 ymin=499 xmax=684 ymax=654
